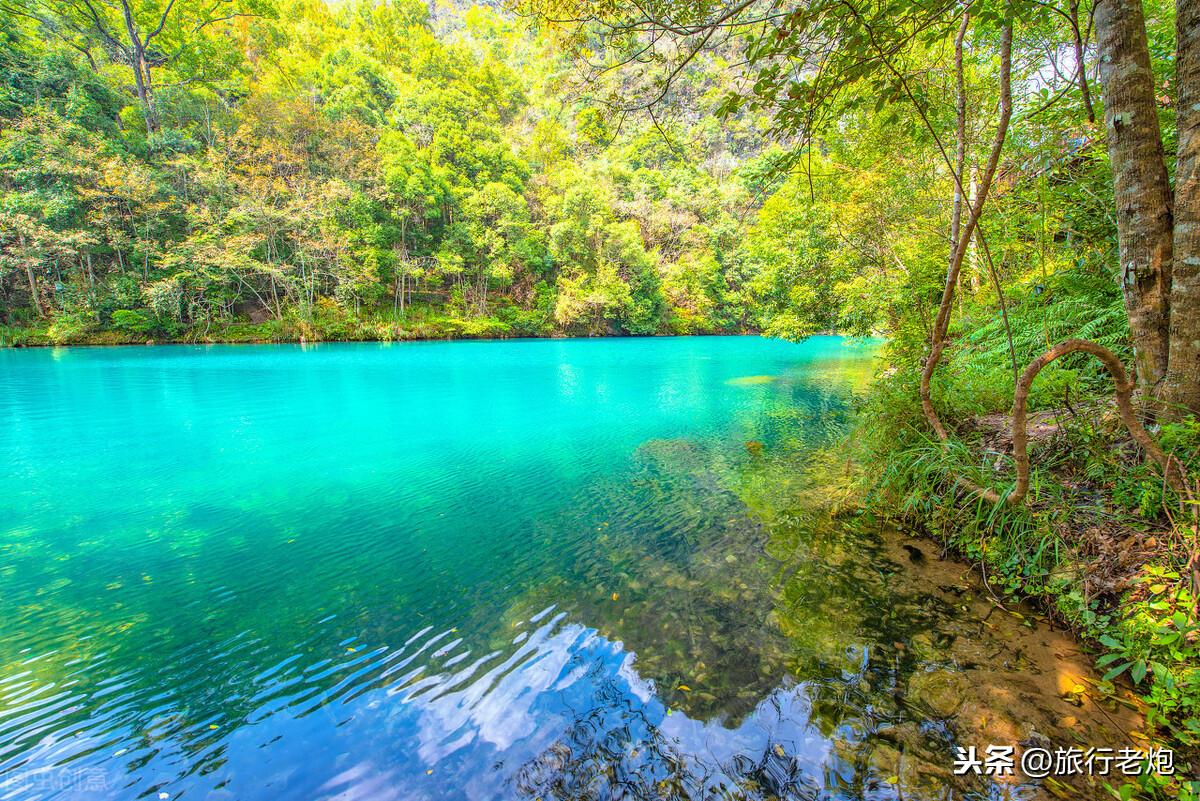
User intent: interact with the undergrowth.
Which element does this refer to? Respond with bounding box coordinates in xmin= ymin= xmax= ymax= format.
xmin=849 ymin=265 xmax=1200 ymax=798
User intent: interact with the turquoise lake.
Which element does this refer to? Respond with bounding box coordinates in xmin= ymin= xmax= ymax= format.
xmin=0 ymin=335 xmax=1053 ymax=800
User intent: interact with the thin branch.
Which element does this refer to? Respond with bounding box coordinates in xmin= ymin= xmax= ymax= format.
xmin=146 ymin=0 xmax=177 ymax=42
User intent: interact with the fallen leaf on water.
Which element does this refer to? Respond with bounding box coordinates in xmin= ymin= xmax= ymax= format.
xmin=773 ymin=744 xmax=786 ymax=758
xmin=208 ymin=724 xmax=219 ymax=730
xmin=347 ymin=647 xmax=357 ymax=653
xmin=426 ymin=770 xmax=433 ymax=776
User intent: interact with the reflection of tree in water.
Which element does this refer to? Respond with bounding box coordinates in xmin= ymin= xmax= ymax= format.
xmin=510 ymin=673 xmax=828 ymax=801
xmin=525 ymin=436 xmax=801 ymax=723
xmin=507 ymin=435 xmax=1000 ymax=801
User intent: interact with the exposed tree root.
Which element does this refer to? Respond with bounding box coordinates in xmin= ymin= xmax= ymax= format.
xmin=1009 ymin=339 xmax=1188 ymax=503
xmin=930 ymin=338 xmax=1190 ymax=506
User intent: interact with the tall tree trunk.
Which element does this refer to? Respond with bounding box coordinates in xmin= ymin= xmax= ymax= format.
xmin=25 ymin=263 xmax=44 ymax=318
xmin=19 ymin=233 xmax=45 ymax=318
xmin=1165 ymin=0 xmax=1200 ymax=416
xmin=118 ymin=0 xmax=158 ymax=134
xmin=137 ymin=51 xmax=158 ymax=133
xmin=1094 ymin=0 xmax=1173 ymax=395
xmin=130 ymin=54 xmax=156 ymax=134
xmin=1069 ymin=0 xmax=1097 ymax=123
xmin=920 ymin=22 xmax=1012 ymax=442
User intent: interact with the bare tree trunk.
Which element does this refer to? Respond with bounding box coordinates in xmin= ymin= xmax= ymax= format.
xmin=1094 ymin=0 xmax=1173 ymax=395
xmin=18 ymin=232 xmax=45 ymax=318
xmin=1068 ymin=0 xmax=1097 ymax=123
xmin=1165 ymin=1 xmax=1200 ymax=416
xmin=24 ymin=264 xmax=45 ymax=318
xmin=117 ymin=0 xmax=159 ymax=134
xmin=920 ymin=22 xmax=1012 ymax=442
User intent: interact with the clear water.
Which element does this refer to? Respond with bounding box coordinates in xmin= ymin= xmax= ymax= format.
xmin=0 ymin=336 xmax=989 ymax=800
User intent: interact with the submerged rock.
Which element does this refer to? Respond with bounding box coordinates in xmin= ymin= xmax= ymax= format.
xmin=726 ymin=375 xmax=776 ymax=386
xmin=906 ymin=668 xmax=969 ymax=718
xmin=867 ymin=743 xmax=901 ymax=777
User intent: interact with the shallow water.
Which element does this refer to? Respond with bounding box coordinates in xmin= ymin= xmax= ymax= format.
xmin=0 ymin=336 xmax=1136 ymax=800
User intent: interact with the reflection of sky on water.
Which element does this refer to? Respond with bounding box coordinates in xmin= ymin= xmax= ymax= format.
xmin=6 ymin=609 xmax=855 ymax=801
xmin=268 ymin=611 xmax=838 ymax=801
xmin=264 ymin=612 xmax=840 ymax=801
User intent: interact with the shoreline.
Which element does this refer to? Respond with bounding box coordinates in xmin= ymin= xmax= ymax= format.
xmin=0 ymin=327 xmax=865 ymax=350
xmin=0 ymin=330 xmax=762 ymax=349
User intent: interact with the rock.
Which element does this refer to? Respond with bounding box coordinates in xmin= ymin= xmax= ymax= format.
xmin=906 ymin=669 xmax=969 ymax=718
xmin=832 ymin=737 xmax=859 ymax=766
xmin=867 ymin=738 xmax=951 ymax=797
xmin=910 ymin=632 xmax=935 ymax=659
xmin=897 ymin=753 xmax=953 ymax=797
xmin=873 ymin=722 xmax=924 ymax=750
xmin=868 ymin=743 xmax=901 ymax=777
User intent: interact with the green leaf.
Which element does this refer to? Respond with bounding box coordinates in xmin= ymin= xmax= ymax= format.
xmin=1102 ymin=662 xmax=1134 ymax=681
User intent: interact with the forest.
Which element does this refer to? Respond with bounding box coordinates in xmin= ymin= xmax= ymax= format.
xmin=3 ymin=0 xmax=1200 ymax=794
xmin=1 ymin=0 xmax=809 ymax=344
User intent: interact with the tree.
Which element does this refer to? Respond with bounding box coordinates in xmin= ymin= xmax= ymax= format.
xmin=16 ymin=0 xmax=268 ymax=134
xmin=1167 ymin=0 xmax=1200 ymax=413
xmin=1093 ymin=0 xmax=1175 ymax=400
xmin=449 ymin=182 xmax=534 ymax=315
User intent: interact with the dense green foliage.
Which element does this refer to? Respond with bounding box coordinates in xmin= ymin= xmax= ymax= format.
xmin=0 ymin=0 xmax=785 ymax=343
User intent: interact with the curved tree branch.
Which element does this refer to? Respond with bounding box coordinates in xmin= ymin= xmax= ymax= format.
xmin=1007 ymin=339 xmax=1188 ymax=505
xmin=921 ymin=20 xmax=1013 ymax=441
